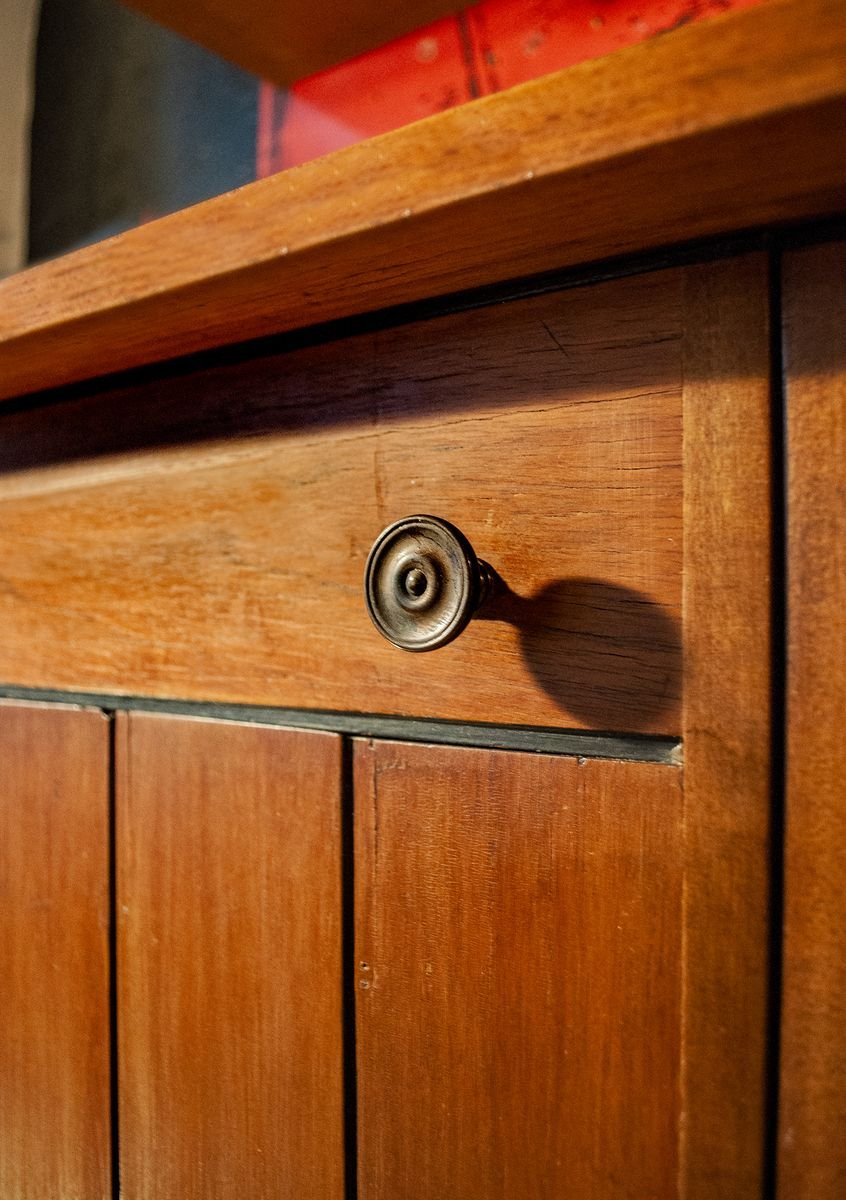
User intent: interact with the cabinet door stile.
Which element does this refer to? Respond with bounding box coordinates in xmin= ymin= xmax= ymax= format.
xmin=778 ymin=241 xmax=846 ymax=1199
xmin=680 ymin=252 xmax=773 ymax=1196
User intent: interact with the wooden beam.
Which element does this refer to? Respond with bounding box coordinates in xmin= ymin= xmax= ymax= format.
xmin=0 ymin=0 xmax=844 ymax=402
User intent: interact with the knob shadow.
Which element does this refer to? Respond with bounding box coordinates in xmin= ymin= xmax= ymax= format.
xmin=480 ymin=577 xmax=682 ymax=733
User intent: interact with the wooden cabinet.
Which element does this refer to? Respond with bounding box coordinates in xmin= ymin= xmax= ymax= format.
xmin=0 ymin=248 xmax=790 ymax=1196
xmin=1 ymin=0 xmax=844 ymax=1168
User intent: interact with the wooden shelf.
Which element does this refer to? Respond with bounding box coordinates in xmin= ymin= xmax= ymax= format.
xmin=1 ymin=0 xmax=844 ymax=403
xmin=122 ymin=0 xmax=463 ymax=87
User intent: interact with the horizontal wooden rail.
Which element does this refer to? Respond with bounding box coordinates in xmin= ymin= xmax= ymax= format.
xmin=0 ymin=0 xmax=844 ymax=402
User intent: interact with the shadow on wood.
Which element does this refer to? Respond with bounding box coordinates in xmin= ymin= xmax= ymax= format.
xmin=481 ymin=576 xmax=682 ymax=732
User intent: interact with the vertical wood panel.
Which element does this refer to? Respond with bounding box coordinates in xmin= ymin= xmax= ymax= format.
xmin=680 ymin=253 xmax=773 ymax=1196
xmin=117 ymin=713 xmax=345 ymax=1199
xmin=355 ymin=739 xmax=683 ymax=1199
xmin=778 ymin=241 xmax=846 ymax=1199
xmin=0 ymin=700 xmax=111 ymax=1199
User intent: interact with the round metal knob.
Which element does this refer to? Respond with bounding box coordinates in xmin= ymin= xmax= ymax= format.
xmin=364 ymin=515 xmax=497 ymax=652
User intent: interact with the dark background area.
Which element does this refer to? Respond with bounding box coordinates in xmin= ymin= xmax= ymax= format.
xmin=28 ymin=0 xmax=258 ymax=264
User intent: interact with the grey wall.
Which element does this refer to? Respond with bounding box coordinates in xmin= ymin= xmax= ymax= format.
xmin=28 ymin=0 xmax=258 ymax=263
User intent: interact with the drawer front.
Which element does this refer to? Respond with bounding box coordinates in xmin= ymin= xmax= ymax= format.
xmin=0 ymin=270 xmax=683 ymax=732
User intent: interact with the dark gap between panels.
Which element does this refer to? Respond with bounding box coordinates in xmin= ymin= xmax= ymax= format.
xmin=0 ymin=686 xmax=682 ymax=765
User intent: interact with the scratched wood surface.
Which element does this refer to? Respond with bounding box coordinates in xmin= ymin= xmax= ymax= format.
xmin=354 ymin=740 xmax=683 ymax=1199
xmin=0 ymin=701 xmax=111 ymax=1200
xmin=778 ymin=242 xmax=846 ymax=1199
xmin=0 ymin=270 xmax=684 ymax=734
xmin=0 ymin=0 xmax=843 ymax=400
xmin=680 ymin=253 xmax=773 ymax=1197
xmin=116 ymin=713 xmax=345 ymax=1199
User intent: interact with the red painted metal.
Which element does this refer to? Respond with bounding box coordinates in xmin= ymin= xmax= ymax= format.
xmin=256 ymin=0 xmax=765 ymax=177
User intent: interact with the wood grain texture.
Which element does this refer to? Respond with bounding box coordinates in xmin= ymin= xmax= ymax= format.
xmin=0 ymin=700 xmax=111 ymax=1200
xmin=778 ymin=242 xmax=846 ymax=1199
xmin=0 ymin=0 xmax=844 ymax=401
xmin=116 ymin=713 xmax=344 ymax=1199
xmin=122 ymin=0 xmax=462 ymax=85
xmin=0 ymin=272 xmax=684 ymax=734
xmin=680 ymin=253 xmax=772 ymax=1196
xmin=354 ymin=739 xmax=683 ymax=1199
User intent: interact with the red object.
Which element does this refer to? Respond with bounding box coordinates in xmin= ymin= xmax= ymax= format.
xmin=258 ymin=17 xmax=474 ymax=177
xmin=257 ymin=0 xmax=764 ymax=177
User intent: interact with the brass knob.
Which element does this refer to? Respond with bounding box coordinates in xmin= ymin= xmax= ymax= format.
xmin=364 ymin=515 xmax=497 ymax=652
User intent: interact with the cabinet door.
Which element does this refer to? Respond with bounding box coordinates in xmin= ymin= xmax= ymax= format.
xmin=116 ymin=713 xmax=345 ymax=1199
xmin=355 ymin=740 xmax=682 ymax=1198
xmin=0 ymin=700 xmax=112 ymax=1199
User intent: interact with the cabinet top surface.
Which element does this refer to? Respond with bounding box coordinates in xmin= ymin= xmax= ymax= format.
xmin=0 ymin=0 xmax=844 ymax=404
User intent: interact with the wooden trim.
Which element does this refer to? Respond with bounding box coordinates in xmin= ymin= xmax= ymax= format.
xmin=778 ymin=241 xmax=846 ymax=1199
xmin=680 ymin=254 xmax=773 ymax=1195
xmin=122 ymin=0 xmax=463 ymax=86
xmin=0 ymin=0 xmax=844 ymax=401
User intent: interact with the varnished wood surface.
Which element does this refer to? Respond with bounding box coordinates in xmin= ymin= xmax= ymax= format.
xmin=0 ymin=701 xmax=111 ymax=1199
xmin=0 ymin=0 xmax=843 ymax=400
xmin=124 ymin=0 xmax=462 ymax=85
xmin=0 ymin=272 xmax=684 ymax=734
xmin=680 ymin=254 xmax=773 ymax=1196
xmin=116 ymin=713 xmax=345 ymax=1199
xmin=354 ymin=739 xmax=683 ymax=1198
xmin=778 ymin=242 xmax=846 ymax=1199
